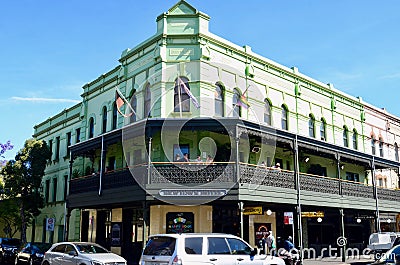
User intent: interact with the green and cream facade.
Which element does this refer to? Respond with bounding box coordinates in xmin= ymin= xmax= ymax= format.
xmin=31 ymin=0 xmax=400 ymax=261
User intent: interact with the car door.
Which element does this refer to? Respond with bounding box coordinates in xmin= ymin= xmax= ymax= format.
xmin=207 ymin=237 xmax=235 ymax=265
xmin=50 ymin=244 xmax=68 ymax=265
xmin=61 ymin=244 xmax=78 ymax=265
xmin=226 ymin=238 xmax=264 ymax=265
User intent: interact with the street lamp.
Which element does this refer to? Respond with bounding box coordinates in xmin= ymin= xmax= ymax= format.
xmin=266 ymin=209 xmax=272 ymax=216
xmin=356 ymin=218 xmax=362 ymax=223
xmin=387 ymin=218 xmax=392 ymax=224
xmin=317 ymin=217 xmax=323 ymax=223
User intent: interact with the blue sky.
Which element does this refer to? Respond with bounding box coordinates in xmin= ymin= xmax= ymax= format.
xmin=1 ymin=0 xmax=399 ymax=160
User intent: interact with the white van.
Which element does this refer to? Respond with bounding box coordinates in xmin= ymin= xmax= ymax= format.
xmin=140 ymin=233 xmax=285 ymax=265
xmin=367 ymin=232 xmax=400 ymax=255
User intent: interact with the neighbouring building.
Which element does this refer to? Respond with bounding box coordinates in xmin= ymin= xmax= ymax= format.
xmin=28 ymin=1 xmax=400 ymax=264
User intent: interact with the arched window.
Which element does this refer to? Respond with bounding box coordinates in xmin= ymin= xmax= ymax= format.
xmin=343 ymin=126 xmax=349 ymax=147
xmin=215 ymin=83 xmax=224 ymax=117
xmin=130 ymin=94 xmax=137 ymax=123
xmin=395 ymin=143 xmax=399 ymax=161
xmin=352 ymin=129 xmax=358 ymax=150
xmin=371 ymin=138 xmax=376 ymax=155
xmin=112 ymin=103 xmax=117 ymax=130
xmin=264 ymin=99 xmax=272 ymax=125
xmin=232 ymin=88 xmax=241 ymax=117
xmin=174 ymin=77 xmax=190 ymax=113
xmin=379 ymin=138 xmax=384 ymax=157
xmin=281 ymin=105 xmax=288 ymax=130
xmin=320 ymin=118 xmax=326 ymax=141
xmin=308 ymin=114 xmax=315 ymax=138
xmin=102 ymin=107 xmax=107 ymax=133
xmin=144 ymin=83 xmax=151 ymax=117
xmin=89 ymin=117 xmax=94 ymax=139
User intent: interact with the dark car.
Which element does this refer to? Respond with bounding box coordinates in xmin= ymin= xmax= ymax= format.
xmin=14 ymin=242 xmax=52 ymax=265
xmin=0 ymin=238 xmax=21 ymax=265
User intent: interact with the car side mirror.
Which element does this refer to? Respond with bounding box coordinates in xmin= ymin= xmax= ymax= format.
xmin=250 ymin=248 xmax=257 ymax=256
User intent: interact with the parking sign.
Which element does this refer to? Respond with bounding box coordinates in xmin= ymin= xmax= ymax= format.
xmin=46 ymin=218 xmax=55 ymax=231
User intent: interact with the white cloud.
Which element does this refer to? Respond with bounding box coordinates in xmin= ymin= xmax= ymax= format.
xmin=11 ymin=97 xmax=81 ymax=103
xmin=379 ymin=72 xmax=400 ymax=80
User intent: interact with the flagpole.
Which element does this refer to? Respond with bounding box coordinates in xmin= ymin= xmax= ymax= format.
xmin=116 ymin=87 xmax=138 ymax=118
xmin=177 ymin=76 xmax=182 ymax=118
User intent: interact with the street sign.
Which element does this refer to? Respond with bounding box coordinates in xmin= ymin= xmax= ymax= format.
xmin=284 ymin=212 xmax=294 ymax=224
xmin=46 ymin=218 xmax=55 ymax=231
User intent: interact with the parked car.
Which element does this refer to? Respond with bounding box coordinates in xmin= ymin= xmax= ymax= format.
xmin=0 ymin=238 xmax=21 ymax=265
xmin=140 ymin=233 xmax=286 ymax=265
xmin=371 ymin=244 xmax=400 ymax=265
xmin=41 ymin=242 xmax=126 ymax=265
xmin=367 ymin=232 xmax=400 ymax=256
xmin=15 ymin=242 xmax=52 ymax=265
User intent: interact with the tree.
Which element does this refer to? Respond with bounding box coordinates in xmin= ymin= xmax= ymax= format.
xmin=0 ymin=140 xmax=13 ymax=167
xmin=0 ymin=139 xmax=51 ymax=243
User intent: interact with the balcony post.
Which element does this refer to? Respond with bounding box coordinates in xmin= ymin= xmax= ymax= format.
xmin=235 ymin=136 xmax=240 ymax=183
xmin=371 ymin=156 xmax=380 ymax=232
xmin=336 ymin=153 xmax=342 ymax=195
xmin=64 ymin=157 xmax=73 ymax=241
xmin=147 ymin=137 xmax=152 ymax=185
xmin=99 ymin=135 xmax=105 ymax=196
xmin=293 ymin=135 xmax=303 ymax=261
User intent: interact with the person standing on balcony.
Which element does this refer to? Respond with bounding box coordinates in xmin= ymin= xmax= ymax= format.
xmin=196 ymin=155 xmax=202 ymax=163
xmin=180 ymin=153 xmax=190 ymax=162
xmin=175 ymin=154 xmax=181 ymax=162
xmin=206 ymin=155 xmax=214 ymax=164
xmin=272 ymin=162 xmax=281 ymax=170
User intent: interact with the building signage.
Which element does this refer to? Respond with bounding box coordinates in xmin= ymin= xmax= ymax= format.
xmin=301 ymin=211 xmax=324 ymax=218
xmin=284 ymin=212 xmax=294 ymax=224
xmin=166 ymin=212 xmax=194 ymax=234
xmin=159 ymin=189 xmax=227 ymax=197
xmin=243 ymin=206 xmax=263 ymax=215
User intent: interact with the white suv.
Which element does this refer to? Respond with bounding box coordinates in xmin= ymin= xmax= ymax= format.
xmin=140 ymin=233 xmax=285 ymax=265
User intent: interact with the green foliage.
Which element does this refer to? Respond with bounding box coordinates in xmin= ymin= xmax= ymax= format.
xmin=0 ymin=138 xmax=51 ymax=242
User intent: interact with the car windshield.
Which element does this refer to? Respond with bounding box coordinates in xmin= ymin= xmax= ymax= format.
xmin=32 ymin=243 xmax=52 ymax=252
xmin=143 ymin=237 xmax=176 ymax=256
xmin=3 ymin=239 xmax=20 ymax=246
xmin=75 ymin=244 xmax=109 ymax=254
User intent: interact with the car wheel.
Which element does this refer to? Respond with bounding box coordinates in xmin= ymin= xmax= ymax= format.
xmin=42 ymin=261 xmax=49 ymax=265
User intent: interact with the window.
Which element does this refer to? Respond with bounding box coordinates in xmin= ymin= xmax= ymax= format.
xmin=395 ymin=143 xmax=399 ymax=161
xmin=66 ymin=132 xmax=72 ymax=156
xmin=174 ymin=78 xmax=190 ymax=113
xmin=343 ymin=126 xmax=349 ymax=147
xmin=346 ymin=172 xmax=360 ymax=182
xmin=215 ymin=84 xmax=224 ymax=117
xmin=353 ymin=130 xmax=358 ymax=150
xmin=185 ymin=237 xmax=203 ymax=254
xmin=48 ymin=140 xmax=53 ymax=160
xmin=144 ymin=83 xmax=152 ymax=117
xmin=371 ymin=138 xmax=376 ymax=155
xmin=226 ymin=238 xmax=251 ymax=255
xmin=379 ymin=138 xmax=384 ymax=157
xmin=207 ymin=237 xmax=230 ymax=254
xmin=52 ymin=178 xmax=57 ymax=202
xmin=63 ymin=175 xmax=68 ymax=201
xmin=264 ymin=99 xmax=271 ymax=125
xmin=281 ymin=105 xmax=288 ymax=130
xmin=76 ymin=128 xmax=81 ymax=143
xmin=88 ymin=118 xmax=94 ymax=139
xmin=309 ymin=114 xmax=315 ymax=138
xmin=45 ymin=179 xmax=50 ymax=203
xmin=320 ymin=119 xmax=326 ymax=141
xmin=130 ymin=94 xmax=137 ymax=123
xmin=112 ymin=103 xmax=117 ymax=130
xmin=232 ymin=89 xmax=241 ymax=117
xmin=102 ymin=107 xmax=107 ymax=133
xmin=55 ymin=137 xmax=60 ymax=160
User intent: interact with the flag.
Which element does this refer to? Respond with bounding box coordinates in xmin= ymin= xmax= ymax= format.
xmin=115 ymin=90 xmax=134 ymax=117
xmin=237 ymin=94 xmax=250 ymax=109
xmin=178 ymin=77 xmax=200 ymax=109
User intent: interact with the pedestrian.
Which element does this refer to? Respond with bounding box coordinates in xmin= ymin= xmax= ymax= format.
xmin=284 ymin=236 xmax=294 ymax=251
xmin=266 ymin=231 xmax=276 ymax=255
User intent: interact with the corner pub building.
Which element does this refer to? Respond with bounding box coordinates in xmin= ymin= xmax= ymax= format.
xmin=29 ymin=1 xmax=400 ymax=263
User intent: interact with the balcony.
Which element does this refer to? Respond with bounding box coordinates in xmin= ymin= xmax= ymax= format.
xmin=68 ymin=162 xmax=400 ymax=211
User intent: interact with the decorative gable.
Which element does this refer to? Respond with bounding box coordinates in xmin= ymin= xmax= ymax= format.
xmin=168 ymin=0 xmax=197 ymax=15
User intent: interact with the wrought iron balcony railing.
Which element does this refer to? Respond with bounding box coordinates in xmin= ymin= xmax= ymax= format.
xmin=68 ymin=163 xmax=400 ymax=203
